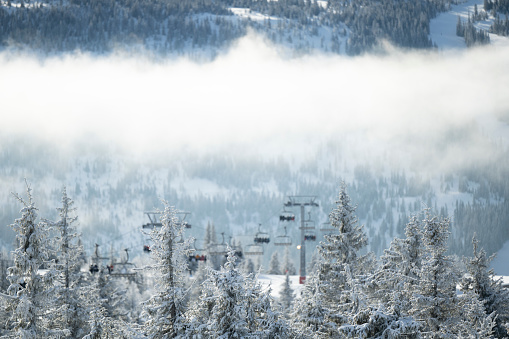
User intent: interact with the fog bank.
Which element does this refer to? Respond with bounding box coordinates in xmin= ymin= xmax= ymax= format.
xmin=1 ymin=34 xmax=508 ymax=168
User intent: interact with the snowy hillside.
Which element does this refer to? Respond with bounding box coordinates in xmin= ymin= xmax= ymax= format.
xmin=1 ymin=0 xmax=509 ymax=57
xmin=430 ymin=0 xmax=509 ymax=49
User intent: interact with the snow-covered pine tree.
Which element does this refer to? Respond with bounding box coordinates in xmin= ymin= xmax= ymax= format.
xmin=4 ymin=182 xmax=67 ymax=338
xmin=366 ymin=214 xmax=423 ymax=316
xmin=316 ymin=182 xmax=375 ymax=325
xmin=255 ymin=285 xmax=294 ymax=338
xmin=184 ymin=267 xmax=216 ymax=337
xmin=307 ymin=250 xmax=320 ymax=275
xmin=96 ymin=266 xmax=128 ymax=320
xmin=243 ymin=257 xmax=255 ymax=274
xmin=83 ymin=267 xmax=139 ymax=338
xmin=291 ymin=272 xmax=337 ymax=338
xmin=282 ymin=246 xmax=296 ymax=275
xmin=189 ymin=247 xmax=285 ymax=338
xmin=279 ymin=272 xmax=295 ymax=313
xmin=409 ymin=210 xmax=461 ymax=337
xmin=461 ymin=234 xmax=509 ymax=338
xmin=204 ymin=248 xmax=252 ymax=338
xmin=268 ymin=251 xmax=281 ymax=275
xmin=141 ymin=202 xmax=192 ymax=338
xmin=457 ymin=289 xmax=496 ymax=338
xmin=188 ymin=260 xmax=210 ymax=303
xmin=44 ymin=187 xmax=88 ymax=337
xmin=83 ymin=291 xmax=116 ymax=339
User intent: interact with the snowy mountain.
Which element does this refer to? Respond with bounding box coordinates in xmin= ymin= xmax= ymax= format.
xmin=0 ymin=0 xmax=508 ymax=58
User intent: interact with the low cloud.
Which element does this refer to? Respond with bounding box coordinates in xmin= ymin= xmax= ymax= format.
xmin=1 ymin=33 xmax=508 ymax=170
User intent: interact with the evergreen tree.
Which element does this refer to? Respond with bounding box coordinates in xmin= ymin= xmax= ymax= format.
xmin=206 ymin=249 xmax=252 ymax=338
xmin=268 ymin=251 xmax=281 ymax=275
xmin=141 ymin=202 xmax=191 ymax=338
xmin=243 ymin=257 xmax=256 ymax=274
xmin=316 ymin=182 xmax=375 ymax=324
xmin=188 ymin=260 xmax=210 ymax=302
xmin=307 ymin=250 xmax=320 ymax=275
xmin=409 ymin=210 xmax=461 ymax=336
xmin=188 ymin=248 xmax=285 ymax=338
xmin=255 ymin=285 xmax=294 ymax=339
xmin=282 ymin=246 xmax=296 ymax=275
xmin=366 ymin=215 xmax=423 ymax=315
xmin=4 ymin=182 xmax=66 ymax=338
xmin=44 ymin=187 xmax=88 ymax=337
xmin=279 ymin=272 xmax=295 ymax=313
xmin=461 ymin=234 xmax=509 ymax=338
xmin=83 ymin=275 xmax=117 ymax=339
xmin=291 ymin=272 xmax=337 ymax=338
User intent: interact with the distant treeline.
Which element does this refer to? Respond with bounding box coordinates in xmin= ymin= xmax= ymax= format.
xmin=0 ymin=0 xmax=502 ymax=56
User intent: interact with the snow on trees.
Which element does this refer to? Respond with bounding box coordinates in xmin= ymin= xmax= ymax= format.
xmin=366 ymin=214 xmax=423 ymax=316
xmin=279 ymin=272 xmax=295 ymax=313
xmin=268 ymin=251 xmax=281 ymax=275
xmin=44 ymin=187 xmax=88 ymax=337
xmin=187 ymin=248 xmax=290 ymax=338
xmin=461 ymin=234 xmax=509 ymax=337
xmin=409 ymin=210 xmax=477 ymax=337
xmin=141 ymin=202 xmax=192 ymax=338
xmin=291 ymin=272 xmax=337 ymax=338
xmin=315 ymin=182 xmax=375 ymax=323
xmin=4 ymin=181 xmax=68 ymax=338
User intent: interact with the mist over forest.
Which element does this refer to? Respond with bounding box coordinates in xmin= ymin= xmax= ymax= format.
xmin=2 ymin=0 xmax=509 ymax=337
xmin=1 ymin=35 xmax=509 ymax=266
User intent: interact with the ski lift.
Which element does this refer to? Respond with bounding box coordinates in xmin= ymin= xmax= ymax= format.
xmin=142 ymin=211 xmax=163 ymax=229
xmin=109 ymin=248 xmax=137 ymax=281
xmin=279 ymin=206 xmax=295 ymax=222
xmin=304 ymin=233 xmax=316 ymax=241
xmin=189 ymin=254 xmax=207 ymax=262
xmin=320 ymin=222 xmax=335 ymax=233
xmin=177 ymin=212 xmax=192 ymax=229
xmin=300 ymin=212 xmax=316 ymax=230
xmin=228 ymin=236 xmax=244 ymax=259
xmin=188 ymin=239 xmax=207 ymax=262
xmin=89 ymin=264 xmax=99 ymax=273
xmin=90 ymin=243 xmax=108 ymax=271
xmin=244 ymin=243 xmax=264 ymax=256
xmin=208 ymin=232 xmax=228 ymax=256
xmin=253 ymin=224 xmax=270 ymax=244
xmin=142 ymin=211 xmax=192 ymax=229
xmin=274 ymin=226 xmax=292 ymax=246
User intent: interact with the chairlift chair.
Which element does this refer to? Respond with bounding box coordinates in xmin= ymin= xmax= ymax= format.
xmin=189 ymin=239 xmax=207 ymax=262
xmin=253 ymin=224 xmax=270 ymax=244
xmin=300 ymin=211 xmax=316 ymax=230
xmin=244 ymin=243 xmax=264 ymax=256
xmin=208 ymin=232 xmax=228 ymax=256
xmin=279 ymin=206 xmax=295 ymax=222
xmin=304 ymin=233 xmax=316 ymax=241
xmin=274 ymin=226 xmax=292 ymax=246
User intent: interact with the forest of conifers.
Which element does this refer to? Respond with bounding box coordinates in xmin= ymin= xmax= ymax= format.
xmin=0 ymin=0 xmax=503 ymax=56
xmin=1 ymin=182 xmax=508 ymax=338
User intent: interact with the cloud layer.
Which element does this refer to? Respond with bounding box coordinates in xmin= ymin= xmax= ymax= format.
xmin=1 ymin=34 xmax=508 ymax=166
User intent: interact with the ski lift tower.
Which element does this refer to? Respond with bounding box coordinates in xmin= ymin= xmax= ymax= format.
xmin=284 ymin=196 xmax=318 ymax=284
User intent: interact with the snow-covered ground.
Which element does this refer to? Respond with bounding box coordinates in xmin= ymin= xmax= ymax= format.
xmin=430 ymin=0 xmax=509 ymax=50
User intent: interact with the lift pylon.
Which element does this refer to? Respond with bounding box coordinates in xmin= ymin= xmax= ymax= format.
xmin=284 ymin=195 xmax=319 ymax=284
